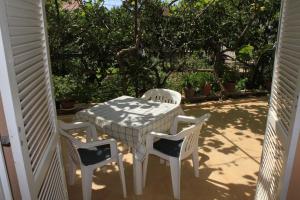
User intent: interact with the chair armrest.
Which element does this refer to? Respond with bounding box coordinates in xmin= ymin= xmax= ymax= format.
xmin=59 ymin=127 xmax=118 ymax=156
xmin=170 ymin=115 xmax=196 ymax=134
xmin=170 ymin=114 xmax=211 ymax=134
xmin=57 ymin=120 xmax=98 ymax=141
xmin=58 ymin=120 xmax=92 ymax=130
xmin=148 ymin=131 xmax=184 ymax=141
xmin=77 ymin=138 xmax=117 ymax=149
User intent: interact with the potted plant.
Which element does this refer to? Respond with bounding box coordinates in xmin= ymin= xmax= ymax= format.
xmin=183 ymin=72 xmax=214 ymax=98
xmin=201 ymin=72 xmax=214 ymax=96
xmin=222 ymin=69 xmax=238 ymax=93
xmin=53 ymin=75 xmax=77 ymax=109
xmin=183 ymin=76 xmax=195 ymax=99
xmin=203 ymin=81 xmax=212 ymax=96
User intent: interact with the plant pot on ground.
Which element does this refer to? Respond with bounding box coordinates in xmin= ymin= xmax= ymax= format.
xmin=53 ymin=75 xmax=77 ymax=110
xmin=184 ymin=83 xmax=195 ymax=99
xmin=222 ymin=69 xmax=238 ymax=93
xmin=223 ymin=82 xmax=236 ymax=93
xmin=60 ymin=99 xmax=76 ymax=109
xmin=182 ymin=72 xmax=214 ymax=98
xmin=203 ymin=82 xmax=212 ymax=96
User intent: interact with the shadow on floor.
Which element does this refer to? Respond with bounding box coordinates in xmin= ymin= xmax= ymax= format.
xmin=62 ymin=97 xmax=268 ymax=200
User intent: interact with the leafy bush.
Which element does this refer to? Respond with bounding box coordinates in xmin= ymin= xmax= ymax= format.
xmin=222 ymin=69 xmax=239 ymax=83
xmin=166 ymin=73 xmax=185 ymax=93
xmin=236 ymin=78 xmax=248 ymax=91
xmin=53 ymin=75 xmax=77 ymax=101
xmin=182 ymin=72 xmax=214 ymax=92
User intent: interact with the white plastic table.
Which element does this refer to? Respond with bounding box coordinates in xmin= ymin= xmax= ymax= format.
xmin=75 ymin=95 xmax=184 ymax=195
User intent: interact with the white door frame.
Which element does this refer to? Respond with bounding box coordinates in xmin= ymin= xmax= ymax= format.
xmin=0 ymin=143 xmax=12 ymax=200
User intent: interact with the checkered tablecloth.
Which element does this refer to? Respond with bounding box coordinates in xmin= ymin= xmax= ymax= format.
xmin=75 ymin=95 xmax=184 ymax=160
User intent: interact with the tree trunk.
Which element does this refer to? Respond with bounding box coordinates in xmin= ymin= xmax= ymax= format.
xmin=212 ymin=52 xmax=226 ymax=99
xmin=116 ymin=0 xmax=141 ymax=95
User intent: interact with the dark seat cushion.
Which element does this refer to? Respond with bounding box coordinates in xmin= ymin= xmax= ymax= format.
xmin=77 ymin=144 xmax=111 ymax=166
xmin=153 ymin=138 xmax=183 ymax=157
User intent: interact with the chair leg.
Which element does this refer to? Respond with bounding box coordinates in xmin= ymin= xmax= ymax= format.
xmin=81 ymin=167 xmax=93 ymax=200
xmin=192 ymin=150 xmax=199 ymax=178
xmin=118 ymin=154 xmax=127 ymax=198
xmin=143 ymin=153 xmax=149 ymax=188
xmin=170 ymin=158 xmax=181 ymax=200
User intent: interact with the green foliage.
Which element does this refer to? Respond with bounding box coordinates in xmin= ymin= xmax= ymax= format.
xmin=183 ymin=72 xmax=214 ymax=91
xmin=53 ymin=75 xmax=77 ymax=100
xmin=223 ymin=69 xmax=239 ymax=83
xmin=238 ymin=44 xmax=254 ymax=61
xmin=236 ymin=78 xmax=248 ymax=91
xmin=166 ymin=73 xmax=185 ymax=93
xmin=46 ymin=0 xmax=280 ymax=102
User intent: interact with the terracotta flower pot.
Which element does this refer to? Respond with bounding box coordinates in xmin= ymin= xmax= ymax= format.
xmin=203 ymin=84 xmax=212 ymax=96
xmin=223 ymin=82 xmax=236 ymax=93
xmin=184 ymin=87 xmax=195 ymax=99
xmin=60 ymin=99 xmax=75 ymax=109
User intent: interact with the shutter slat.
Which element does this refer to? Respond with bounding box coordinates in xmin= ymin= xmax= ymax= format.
xmin=280 ymin=43 xmax=300 ymax=55
xmin=9 ymin=27 xmax=43 ymax=36
xmin=6 ymin=0 xmax=40 ymax=11
xmin=31 ymin=126 xmax=52 ymax=171
xmin=29 ymin=124 xmax=51 ymax=162
xmin=279 ymin=58 xmax=299 ymax=76
xmin=14 ymin=53 xmax=43 ymax=74
xmin=23 ymin=86 xmax=47 ymax=122
xmin=27 ymin=113 xmax=50 ymax=146
xmin=12 ymin=41 xmax=42 ymax=56
xmin=8 ymin=17 xmax=41 ymax=27
xmin=278 ymin=67 xmax=297 ymax=84
xmin=14 ymin=47 xmax=43 ymax=66
xmin=23 ymin=90 xmax=48 ymax=126
xmin=21 ymin=80 xmax=45 ymax=109
xmin=38 ymin=152 xmax=66 ymax=200
xmin=276 ymin=75 xmax=296 ymax=96
xmin=11 ymin=34 xmax=42 ymax=47
xmin=24 ymin=97 xmax=50 ymax=136
xmin=20 ymin=78 xmax=45 ymax=109
xmin=19 ymin=75 xmax=44 ymax=100
xmin=16 ymin=61 xmax=44 ymax=86
xmin=17 ymin=67 xmax=44 ymax=92
xmin=6 ymin=6 xmax=42 ymax=20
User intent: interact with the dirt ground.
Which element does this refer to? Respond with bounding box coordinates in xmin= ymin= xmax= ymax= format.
xmin=60 ymin=97 xmax=268 ymax=200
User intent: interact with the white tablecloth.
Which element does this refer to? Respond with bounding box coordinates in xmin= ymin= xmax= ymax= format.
xmin=75 ymin=95 xmax=184 ymax=160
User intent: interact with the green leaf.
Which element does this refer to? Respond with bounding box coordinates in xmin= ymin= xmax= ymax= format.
xmin=239 ymin=44 xmax=254 ymax=58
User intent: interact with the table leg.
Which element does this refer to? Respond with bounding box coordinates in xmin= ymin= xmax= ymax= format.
xmin=133 ymin=149 xmax=143 ymax=195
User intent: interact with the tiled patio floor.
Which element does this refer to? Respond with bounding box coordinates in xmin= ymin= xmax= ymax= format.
xmin=60 ymin=97 xmax=268 ymax=200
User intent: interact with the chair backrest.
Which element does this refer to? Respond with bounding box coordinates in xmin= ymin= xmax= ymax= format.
xmin=179 ymin=114 xmax=211 ymax=159
xmin=141 ymin=88 xmax=181 ymax=105
xmin=57 ymin=121 xmax=80 ymax=164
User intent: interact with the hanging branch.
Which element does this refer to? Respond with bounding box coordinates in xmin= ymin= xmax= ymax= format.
xmin=168 ymin=0 xmax=180 ymax=7
xmin=54 ymin=0 xmax=60 ymax=22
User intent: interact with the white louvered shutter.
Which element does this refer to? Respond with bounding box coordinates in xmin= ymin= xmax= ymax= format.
xmin=255 ymin=0 xmax=300 ymax=199
xmin=0 ymin=0 xmax=68 ymax=199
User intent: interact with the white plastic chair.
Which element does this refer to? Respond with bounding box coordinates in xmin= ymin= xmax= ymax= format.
xmin=58 ymin=120 xmax=127 ymax=200
xmin=141 ymin=88 xmax=181 ymax=105
xmin=143 ymin=114 xmax=211 ymax=199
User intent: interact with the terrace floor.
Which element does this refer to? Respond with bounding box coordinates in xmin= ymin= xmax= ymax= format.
xmin=59 ymin=97 xmax=268 ymax=200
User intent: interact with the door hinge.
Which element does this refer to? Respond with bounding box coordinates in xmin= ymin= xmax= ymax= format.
xmin=0 ymin=135 xmax=11 ymax=147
